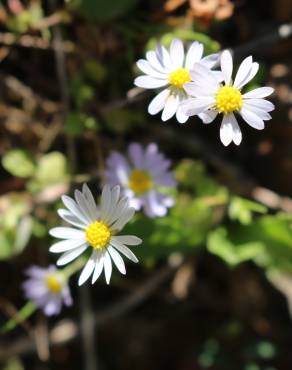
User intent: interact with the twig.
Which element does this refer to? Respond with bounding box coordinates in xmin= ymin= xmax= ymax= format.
xmin=0 ymin=32 xmax=74 ymax=52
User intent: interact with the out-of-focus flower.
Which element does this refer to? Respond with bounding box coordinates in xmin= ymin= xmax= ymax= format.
xmin=188 ymin=0 xmax=234 ymax=22
xmin=105 ymin=143 xmax=176 ymax=218
xmin=49 ymin=185 xmax=141 ymax=286
xmin=134 ymin=38 xmax=220 ymax=123
xmin=22 ymin=265 xmax=72 ymax=316
xmin=182 ymin=50 xmax=275 ymax=146
xmin=164 ymin=0 xmax=234 ymax=24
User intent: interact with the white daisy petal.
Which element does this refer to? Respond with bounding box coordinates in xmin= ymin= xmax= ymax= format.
xmin=108 ymin=246 xmax=126 ymax=274
xmin=91 ymin=253 xmax=104 ymax=284
xmin=146 ymin=51 xmax=166 ymax=73
xmin=237 ymin=62 xmax=259 ymax=89
xmin=82 ymin=184 xmax=98 ymax=220
xmin=198 ymin=110 xmax=218 ymax=124
xmin=243 ymin=102 xmax=272 ymax=120
xmin=148 ymin=88 xmax=170 ymax=115
xmin=136 ymin=59 xmax=167 ymax=78
xmin=110 ymin=240 xmax=139 ymax=263
xmin=244 ymin=98 xmax=275 ymax=112
xmin=100 ymin=185 xmax=111 ymax=219
xmin=61 ymin=195 xmax=90 ymax=224
xmin=221 ymin=50 xmax=233 ymax=85
xmin=78 ymin=252 xmax=97 ymax=286
xmin=200 ymin=53 xmax=219 ymax=68
xmin=112 ymin=235 xmax=142 ymax=245
xmin=134 ymin=75 xmax=168 ymax=89
xmin=75 ymin=190 xmax=95 ymax=223
xmin=243 ymin=87 xmax=274 ymax=99
xmin=181 ymin=97 xmax=214 ymax=117
xmin=220 ymin=114 xmax=234 ymax=146
xmin=110 ymin=197 xmax=129 ymax=224
xmin=106 ymin=185 xmax=120 ymax=221
xmin=49 ymin=227 xmax=85 ymax=240
xmin=110 ymin=207 xmax=135 ymax=231
xmin=176 ymin=106 xmax=189 ymax=124
xmin=49 ymin=239 xmax=86 ymax=253
xmin=103 ymin=252 xmax=113 ymax=284
xmin=57 ymin=209 xmax=86 ymax=229
xmin=156 ymin=44 xmax=173 ymax=71
xmin=233 ymin=56 xmax=253 ymax=88
xmin=161 ymin=94 xmax=179 ymax=121
xmin=240 ymin=107 xmax=265 ymax=130
xmin=230 ymin=113 xmax=242 ymax=145
xmin=170 ymin=39 xmax=184 ymax=68
xmin=57 ymin=245 xmax=88 ymax=266
xmin=184 ymin=82 xmax=215 ymax=97
xmin=185 ymin=41 xmax=203 ymax=69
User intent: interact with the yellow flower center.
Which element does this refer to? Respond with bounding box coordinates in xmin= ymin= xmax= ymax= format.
xmin=168 ymin=68 xmax=191 ymax=89
xmin=215 ymin=85 xmax=243 ymax=114
xmin=46 ymin=274 xmax=62 ymax=294
xmin=128 ymin=169 xmax=153 ymax=195
xmin=86 ymin=221 xmax=111 ymax=249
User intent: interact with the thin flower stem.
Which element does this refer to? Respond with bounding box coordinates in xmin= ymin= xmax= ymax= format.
xmin=1 ymin=301 xmax=36 ymax=334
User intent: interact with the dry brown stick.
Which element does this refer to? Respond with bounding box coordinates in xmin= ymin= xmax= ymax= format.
xmin=0 ymin=31 xmax=75 ymax=52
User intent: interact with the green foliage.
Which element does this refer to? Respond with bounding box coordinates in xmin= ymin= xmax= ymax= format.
xmin=71 ymin=0 xmax=138 ymax=22
xmin=0 ymin=194 xmax=32 ymax=260
xmin=208 ymin=227 xmax=265 ymax=267
xmin=207 ymin=214 xmax=292 ymax=272
xmin=2 ymin=357 xmax=24 ymax=370
xmin=2 ymin=149 xmax=36 ymax=178
xmin=27 ymin=152 xmax=68 ymax=192
xmin=6 ymin=2 xmax=44 ymax=33
xmin=147 ymin=30 xmax=220 ymax=56
xmin=228 ymin=196 xmax=267 ymax=225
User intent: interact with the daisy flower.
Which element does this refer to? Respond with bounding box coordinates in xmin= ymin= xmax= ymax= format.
xmin=134 ymin=38 xmax=220 ymax=123
xmin=181 ymin=50 xmax=275 ymax=146
xmin=105 ymin=142 xmax=176 ymax=218
xmin=49 ymin=184 xmax=142 ymax=286
xmin=22 ymin=265 xmax=72 ymax=316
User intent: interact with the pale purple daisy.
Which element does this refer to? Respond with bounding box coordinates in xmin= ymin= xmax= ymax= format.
xmin=105 ymin=143 xmax=176 ymax=218
xmin=22 ymin=265 xmax=72 ymax=316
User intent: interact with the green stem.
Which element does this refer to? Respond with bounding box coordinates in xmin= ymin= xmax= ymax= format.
xmin=1 ymin=301 xmax=36 ymax=334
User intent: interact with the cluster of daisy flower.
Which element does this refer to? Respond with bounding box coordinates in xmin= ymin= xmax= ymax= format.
xmin=23 ymin=143 xmax=176 ymax=315
xmin=135 ymin=39 xmax=274 ymax=146
xmin=22 ymin=37 xmax=275 ymax=318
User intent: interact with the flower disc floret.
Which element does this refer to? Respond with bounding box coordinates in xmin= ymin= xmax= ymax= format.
xmin=46 ymin=274 xmax=62 ymax=293
xmin=168 ymin=68 xmax=191 ymax=89
xmin=86 ymin=221 xmax=111 ymax=250
xmin=216 ymin=85 xmax=243 ymax=114
xmin=128 ymin=169 xmax=154 ymax=195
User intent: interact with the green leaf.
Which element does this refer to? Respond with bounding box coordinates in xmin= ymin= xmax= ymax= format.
xmin=125 ymin=194 xmax=215 ymax=259
xmin=228 ymin=196 xmax=267 ymax=225
xmin=2 ymin=150 xmax=36 ymax=178
xmin=208 ymin=214 xmax=292 ymax=271
xmin=147 ymin=30 xmax=220 ymax=55
xmin=28 ymin=152 xmax=68 ymax=192
xmin=207 ymin=227 xmax=265 ymax=267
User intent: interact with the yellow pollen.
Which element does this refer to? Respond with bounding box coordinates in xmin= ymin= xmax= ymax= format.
xmin=86 ymin=221 xmax=111 ymax=249
xmin=216 ymin=85 xmax=243 ymax=114
xmin=168 ymin=68 xmax=191 ymax=89
xmin=46 ymin=274 xmax=62 ymax=294
xmin=128 ymin=170 xmax=153 ymax=195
